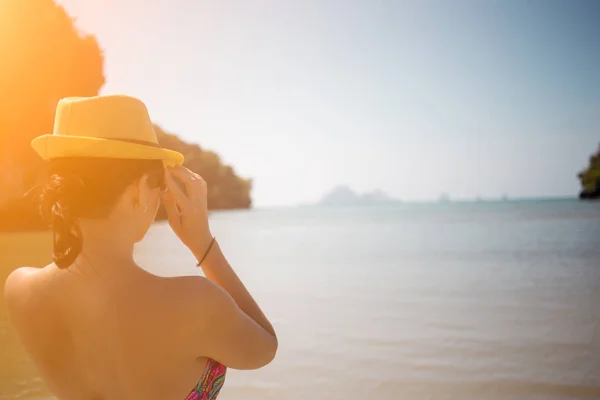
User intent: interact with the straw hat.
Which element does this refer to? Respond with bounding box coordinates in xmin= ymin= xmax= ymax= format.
xmin=31 ymin=95 xmax=184 ymax=166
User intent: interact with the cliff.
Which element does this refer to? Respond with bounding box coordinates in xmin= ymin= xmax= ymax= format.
xmin=155 ymin=125 xmax=252 ymax=216
xmin=318 ymin=185 xmax=398 ymax=206
xmin=578 ymin=144 xmax=600 ymax=200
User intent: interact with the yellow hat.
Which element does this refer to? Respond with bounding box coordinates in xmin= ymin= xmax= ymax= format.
xmin=31 ymin=95 xmax=184 ymax=166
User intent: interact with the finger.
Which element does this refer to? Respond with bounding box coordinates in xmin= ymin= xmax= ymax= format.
xmin=171 ymin=165 xmax=204 ymax=197
xmin=181 ymin=167 xmax=207 ymax=194
xmin=169 ymin=166 xmax=203 ymax=201
xmin=161 ymin=190 xmax=181 ymax=230
xmin=165 ymin=169 xmax=191 ymax=212
xmin=181 ymin=166 xmax=206 ymax=189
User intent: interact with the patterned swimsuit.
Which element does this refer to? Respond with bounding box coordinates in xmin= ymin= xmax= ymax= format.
xmin=185 ymin=359 xmax=227 ymax=400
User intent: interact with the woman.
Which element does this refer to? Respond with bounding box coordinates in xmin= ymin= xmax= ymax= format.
xmin=3 ymin=95 xmax=277 ymax=400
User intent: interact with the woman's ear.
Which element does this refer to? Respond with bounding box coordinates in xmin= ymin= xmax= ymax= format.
xmin=135 ymin=175 xmax=150 ymax=210
xmin=122 ymin=175 xmax=148 ymax=212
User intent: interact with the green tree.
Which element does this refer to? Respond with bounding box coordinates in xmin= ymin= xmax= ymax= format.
xmin=0 ymin=0 xmax=105 ymax=202
xmin=155 ymin=125 xmax=252 ymax=214
xmin=578 ymin=144 xmax=600 ymax=199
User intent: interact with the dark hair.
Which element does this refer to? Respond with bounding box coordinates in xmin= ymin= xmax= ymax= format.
xmin=39 ymin=157 xmax=165 ymax=269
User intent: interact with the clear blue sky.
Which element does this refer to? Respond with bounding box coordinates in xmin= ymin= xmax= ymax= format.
xmin=58 ymin=0 xmax=599 ymax=207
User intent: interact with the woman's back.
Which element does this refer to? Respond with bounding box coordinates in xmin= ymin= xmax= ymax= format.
xmin=9 ymin=263 xmax=217 ymax=400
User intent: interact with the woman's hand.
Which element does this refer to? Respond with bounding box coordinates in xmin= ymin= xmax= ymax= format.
xmin=161 ymin=166 xmax=213 ymax=255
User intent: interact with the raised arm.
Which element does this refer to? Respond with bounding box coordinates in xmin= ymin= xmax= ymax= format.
xmin=161 ymin=166 xmax=277 ymax=369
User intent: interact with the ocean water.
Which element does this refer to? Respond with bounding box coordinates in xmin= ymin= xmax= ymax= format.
xmin=1 ymin=200 xmax=600 ymax=399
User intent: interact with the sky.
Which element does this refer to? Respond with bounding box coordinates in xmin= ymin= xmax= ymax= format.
xmin=56 ymin=0 xmax=599 ymax=207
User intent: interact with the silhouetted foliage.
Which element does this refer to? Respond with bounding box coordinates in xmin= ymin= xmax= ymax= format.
xmin=0 ymin=0 xmax=105 ymax=200
xmin=578 ymin=144 xmax=600 ymax=200
xmin=155 ymin=125 xmax=252 ymax=216
xmin=0 ymin=0 xmax=252 ymax=231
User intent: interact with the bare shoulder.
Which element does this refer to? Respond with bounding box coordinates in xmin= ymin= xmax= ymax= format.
xmin=3 ymin=266 xmax=40 ymax=306
xmin=144 ymin=273 xmax=277 ymax=369
xmin=146 ymin=274 xmax=239 ymax=334
xmin=157 ymin=274 xmax=234 ymax=311
xmin=142 ymin=274 xmax=237 ymax=349
xmin=3 ymin=266 xmax=51 ymax=331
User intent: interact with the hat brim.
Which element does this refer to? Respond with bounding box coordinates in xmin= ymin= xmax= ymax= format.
xmin=31 ymin=134 xmax=184 ymax=167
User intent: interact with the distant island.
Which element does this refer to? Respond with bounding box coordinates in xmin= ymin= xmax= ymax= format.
xmin=438 ymin=193 xmax=451 ymax=203
xmin=578 ymin=144 xmax=600 ymax=200
xmin=317 ymin=185 xmax=400 ymax=206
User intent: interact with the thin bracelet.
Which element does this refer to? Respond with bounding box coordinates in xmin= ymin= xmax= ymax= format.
xmin=196 ymin=237 xmax=216 ymax=267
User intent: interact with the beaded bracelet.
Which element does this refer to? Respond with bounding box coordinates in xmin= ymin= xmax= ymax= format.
xmin=196 ymin=237 xmax=216 ymax=267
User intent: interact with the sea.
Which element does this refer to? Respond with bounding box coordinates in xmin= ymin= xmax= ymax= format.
xmin=1 ymin=199 xmax=600 ymax=400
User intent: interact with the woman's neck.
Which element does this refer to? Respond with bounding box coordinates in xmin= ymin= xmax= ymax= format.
xmin=73 ymin=218 xmax=137 ymax=273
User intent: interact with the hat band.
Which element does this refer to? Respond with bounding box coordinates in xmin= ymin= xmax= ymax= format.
xmin=110 ymin=137 xmax=162 ymax=148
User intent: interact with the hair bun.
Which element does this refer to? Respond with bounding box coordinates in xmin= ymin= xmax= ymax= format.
xmin=40 ymin=173 xmax=85 ymax=223
xmin=38 ymin=173 xmax=86 ymax=269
